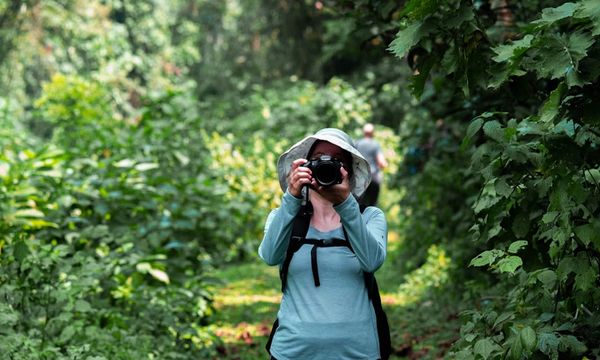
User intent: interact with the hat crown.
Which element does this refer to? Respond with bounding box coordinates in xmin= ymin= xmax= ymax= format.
xmin=315 ymin=128 xmax=355 ymax=149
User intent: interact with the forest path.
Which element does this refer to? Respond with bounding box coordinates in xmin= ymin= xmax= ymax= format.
xmin=208 ymin=231 xmax=459 ymax=360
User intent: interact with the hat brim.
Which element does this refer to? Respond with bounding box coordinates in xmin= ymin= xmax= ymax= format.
xmin=277 ymin=133 xmax=372 ymax=198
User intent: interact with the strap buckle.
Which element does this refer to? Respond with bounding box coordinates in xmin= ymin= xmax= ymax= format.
xmin=322 ymin=239 xmax=334 ymax=246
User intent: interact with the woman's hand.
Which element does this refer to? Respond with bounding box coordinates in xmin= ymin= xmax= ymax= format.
xmin=287 ymin=158 xmax=312 ymax=198
xmin=312 ymin=166 xmax=351 ymax=205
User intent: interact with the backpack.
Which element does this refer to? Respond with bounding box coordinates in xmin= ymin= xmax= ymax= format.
xmin=265 ymin=201 xmax=392 ymax=360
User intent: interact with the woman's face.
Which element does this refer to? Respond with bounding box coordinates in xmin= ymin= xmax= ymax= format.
xmin=309 ymin=141 xmax=352 ymax=174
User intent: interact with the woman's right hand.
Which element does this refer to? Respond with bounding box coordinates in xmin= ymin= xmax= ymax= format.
xmin=287 ymin=158 xmax=312 ymax=198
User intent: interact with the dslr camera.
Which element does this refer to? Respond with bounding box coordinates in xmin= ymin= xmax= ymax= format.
xmin=303 ymin=155 xmax=343 ymax=187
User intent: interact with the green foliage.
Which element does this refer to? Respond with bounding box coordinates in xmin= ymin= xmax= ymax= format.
xmin=0 ymin=83 xmax=256 ymax=357
xmin=389 ymin=0 xmax=600 ymax=357
xmin=33 ymin=74 xmax=116 ymax=150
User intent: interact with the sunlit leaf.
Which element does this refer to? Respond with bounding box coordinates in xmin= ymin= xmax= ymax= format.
xmin=497 ymin=256 xmax=522 ymax=274
xmin=149 ymin=268 xmax=170 ymax=284
xmin=508 ymin=240 xmax=528 ymax=254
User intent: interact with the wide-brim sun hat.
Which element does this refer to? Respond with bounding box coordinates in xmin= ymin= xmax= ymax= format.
xmin=277 ymin=128 xmax=372 ymax=198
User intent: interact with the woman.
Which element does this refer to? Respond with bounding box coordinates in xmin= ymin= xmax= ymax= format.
xmin=259 ymin=128 xmax=389 ymax=360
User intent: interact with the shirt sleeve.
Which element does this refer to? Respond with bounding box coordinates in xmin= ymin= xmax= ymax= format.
xmin=258 ymin=190 xmax=303 ymax=266
xmin=334 ymin=195 xmax=387 ymax=273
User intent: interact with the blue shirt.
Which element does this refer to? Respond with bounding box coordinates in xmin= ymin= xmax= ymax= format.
xmin=259 ymin=191 xmax=388 ymax=360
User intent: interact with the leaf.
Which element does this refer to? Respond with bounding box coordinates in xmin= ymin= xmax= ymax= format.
xmin=483 ymin=121 xmax=505 ymax=142
xmin=574 ymin=0 xmax=600 ymax=35
xmin=508 ymin=334 xmax=523 ymax=360
xmin=149 ymin=268 xmax=170 ymax=284
xmin=388 ymin=22 xmax=424 ymax=58
xmin=532 ymin=3 xmax=577 ymax=27
xmin=399 ymin=0 xmax=440 ymax=21
xmin=493 ymin=312 xmax=514 ymax=329
xmin=466 ymin=118 xmax=484 ymax=140
xmin=574 ymin=260 xmax=595 ymax=291
xmin=134 ymin=162 xmax=160 ymax=171
xmin=584 ymin=169 xmax=600 ymax=185
xmin=114 ymin=159 xmax=135 ymax=168
xmin=59 ymin=325 xmax=76 ymax=343
xmin=492 ymin=35 xmax=534 ymax=63
xmin=574 ymin=222 xmax=600 ymax=247
xmin=13 ymin=241 xmax=30 ymax=263
xmin=537 ymin=269 xmax=557 ymax=290
xmin=559 ymin=335 xmax=587 ymax=354
xmin=474 ymin=338 xmax=501 ymax=359
xmin=553 ymin=119 xmax=577 ymax=137
xmin=532 ymin=32 xmax=594 ymax=84
xmin=538 ymin=332 xmax=559 ymax=359
xmin=74 ymin=299 xmax=92 ymax=312
xmin=557 ymin=256 xmax=577 ymax=282
xmin=520 ymin=326 xmax=537 ymax=352
xmin=409 ymin=56 xmax=435 ymax=99
xmin=542 ymin=211 xmax=559 ymax=224
xmin=13 ymin=208 xmax=45 ymax=218
xmin=508 ymin=240 xmax=528 ymax=254
xmin=470 ymin=250 xmax=504 ymax=267
xmin=539 ymin=83 xmax=566 ymax=123
xmin=497 ymin=256 xmax=523 ymax=274
xmin=494 ymin=177 xmax=512 ymax=197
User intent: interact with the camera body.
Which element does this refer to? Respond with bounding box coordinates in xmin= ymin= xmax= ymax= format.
xmin=303 ymin=155 xmax=343 ymax=187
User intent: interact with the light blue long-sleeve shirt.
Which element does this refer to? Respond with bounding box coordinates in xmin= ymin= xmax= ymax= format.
xmin=259 ymin=191 xmax=388 ymax=360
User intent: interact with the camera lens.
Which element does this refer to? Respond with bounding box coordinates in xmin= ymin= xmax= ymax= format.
xmin=315 ymin=162 xmax=339 ymax=186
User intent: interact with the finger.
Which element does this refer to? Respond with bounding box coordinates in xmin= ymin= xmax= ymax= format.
xmin=340 ymin=166 xmax=348 ymax=178
xmin=291 ymin=158 xmax=308 ymax=170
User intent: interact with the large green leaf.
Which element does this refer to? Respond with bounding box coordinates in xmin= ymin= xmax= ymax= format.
xmin=531 ymin=32 xmax=595 ymax=85
xmin=388 ymin=22 xmax=430 ymax=58
xmin=532 ymin=3 xmax=577 ymax=27
xmin=520 ymin=326 xmax=537 ymax=352
xmin=473 ymin=338 xmax=501 ymax=359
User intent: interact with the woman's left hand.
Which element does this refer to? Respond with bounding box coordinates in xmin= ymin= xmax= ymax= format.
xmin=312 ymin=166 xmax=351 ymax=205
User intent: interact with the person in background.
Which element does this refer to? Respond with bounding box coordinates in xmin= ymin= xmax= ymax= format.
xmin=356 ymin=123 xmax=388 ymax=207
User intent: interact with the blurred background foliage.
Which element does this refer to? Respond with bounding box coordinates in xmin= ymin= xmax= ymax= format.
xmin=1 ymin=0 xmax=599 ymax=359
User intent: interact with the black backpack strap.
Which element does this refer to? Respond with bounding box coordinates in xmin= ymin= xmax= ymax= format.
xmin=342 ymin=209 xmax=391 ymax=360
xmin=303 ymin=238 xmax=349 ymax=287
xmin=265 ymin=318 xmax=278 ymax=355
xmin=267 ymin=201 xmax=312 ymax=355
xmin=364 ymin=272 xmax=391 ymax=360
xmin=280 ymin=202 xmax=312 ymax=292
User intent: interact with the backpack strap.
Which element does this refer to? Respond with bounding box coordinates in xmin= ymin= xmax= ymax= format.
xmin=342 ymin=213 xmax=392 ymax=360
xmin=280 ymin=201 xmax=312 ymax=292
xmin=303 ymin=238 xmax=348 ymax=287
